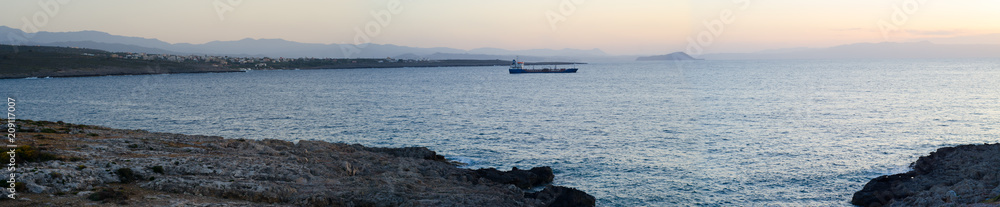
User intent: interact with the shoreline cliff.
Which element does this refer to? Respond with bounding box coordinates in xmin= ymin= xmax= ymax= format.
xmin=0 ymin=120 xmax=595 ymax=206
xmin=852 ymin=143 xmax=1000 ymax=207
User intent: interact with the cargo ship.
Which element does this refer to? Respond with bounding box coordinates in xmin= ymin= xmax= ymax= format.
xmin=508 ymin=59 xmax=578 ymax=74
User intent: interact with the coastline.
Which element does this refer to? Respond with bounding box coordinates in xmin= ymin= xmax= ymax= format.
xmin=0 ymin=120 xmax=595 ymax=206
xmin=0 ymin=44 xmax=518 ymax=80
xmin=852 ymin=143 xmax=1000 ymax=206
xmin=0 ymin=63 xmax=513 ymax=80
xmin=0 ymin=63 xmax=509 ymax=80
xmin=0 ymin=70 xmax=246 ymax=80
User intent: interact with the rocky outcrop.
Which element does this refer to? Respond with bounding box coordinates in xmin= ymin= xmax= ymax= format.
xmin=0 ymin=120 xmax=595 ymax=206
xmin=852 ymin=144 xmax=1000 ymax=207
xmin=527 ymin=185 xmax=597 ymax=207
xmin=352 ymin=144 xmax=447 ymax=161
xmin=474 ymin=167 xmax=555 ymax=189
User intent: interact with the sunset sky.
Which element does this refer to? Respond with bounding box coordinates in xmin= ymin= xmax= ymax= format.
xmin=1 ymin=0 xmax=998 ymax=55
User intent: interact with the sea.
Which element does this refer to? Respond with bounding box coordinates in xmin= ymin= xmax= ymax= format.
xmin=4 ymin=59 xmax=1000 ymax=206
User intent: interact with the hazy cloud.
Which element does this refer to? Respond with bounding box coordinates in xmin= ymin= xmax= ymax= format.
xmin=905 ymin=30 xmax=965 ymax=36
xmin=831 ymin=28 xmax=865 ymax=32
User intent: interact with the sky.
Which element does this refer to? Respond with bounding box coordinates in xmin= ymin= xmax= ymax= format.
xmin=1 ymin=0 xmax=998 ymax=55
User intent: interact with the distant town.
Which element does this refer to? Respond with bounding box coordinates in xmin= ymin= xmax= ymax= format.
xmin=94 ymin=51 xmax=455 ymax=70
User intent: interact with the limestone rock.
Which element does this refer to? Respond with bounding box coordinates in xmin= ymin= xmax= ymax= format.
xmin=853 ymin=143 xmax=1000 ymax=206
xmin=1 ymin=120 xmax=595 ymax=206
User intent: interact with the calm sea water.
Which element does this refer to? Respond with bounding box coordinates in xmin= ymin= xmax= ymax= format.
xmin=5 ymin=59 xmax=1000 ymax=206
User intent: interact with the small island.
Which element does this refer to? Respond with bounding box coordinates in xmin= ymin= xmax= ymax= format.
xmin=635 ymin=52 xmax=701 ymax=61
xmin=0 ymin=120 xmax=595 ymax=206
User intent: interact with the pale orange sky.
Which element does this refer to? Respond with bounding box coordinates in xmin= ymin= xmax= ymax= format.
xmin=1 ymin=0 xmax=998 ymax=55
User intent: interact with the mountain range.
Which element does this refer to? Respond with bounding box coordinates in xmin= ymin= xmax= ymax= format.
xmin=699 ymin=41 xmax=1000 ymax=60
xmin=2 ymin=26 xmax=999 ymax=61
xmin=0 ymin=26 xmax=606 ymax=61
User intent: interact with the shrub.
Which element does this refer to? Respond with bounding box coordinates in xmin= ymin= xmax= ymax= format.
xmin=40 ymin=128 xmax=58 ymax=133
xmin=987 ymin=195 xmax=1000 ymax=203
xmin=116 ymin=168 xmax=140 ymax=184
xmin=0 ymin=145 xmax=59 ymax=163
xmin=150 ymin=166 xmax=165 ymax=174
xmin=13 ymin=182 xmax=26 ymax=193
xmin=87 ymin=188 xmax=128 ymax=202
xmin=77 ymin=165 xmax=87 ymax=170
xmin=87 ymin=133 xmax=99 ymax=137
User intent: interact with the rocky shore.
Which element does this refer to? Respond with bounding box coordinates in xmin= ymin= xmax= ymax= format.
xmin=852 ymin=143 xmax=1000 ymax=207
xmin=0 ymin=120 xmax=595 ymax=206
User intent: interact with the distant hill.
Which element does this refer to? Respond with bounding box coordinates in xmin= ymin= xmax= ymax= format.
xmin=395 ymin=53 xmax=587 ymax=62
xmin=11 ymin=26 xmax=996 ymax=61
xmin=42 ymin=41 xmax=180 ymax=54
xmin=468 ymin=47 xmax=607 ymax=57
xmin=636 ymin=52 xmax=700 ymax=61
xmin=0 ymin=45 xmax=235 ymax=79
xmin=0 ymin=26 xmax=608 ymax=59
xmin=700 ymin=41 xmax=1000 ymax=60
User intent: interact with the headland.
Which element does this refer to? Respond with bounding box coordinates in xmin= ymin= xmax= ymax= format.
xmin=1 ymin=120 xmax=594 ymax=206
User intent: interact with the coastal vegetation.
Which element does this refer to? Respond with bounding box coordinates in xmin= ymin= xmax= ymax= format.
xmin=0 ymin=44 xmax=511 ymax=79
xmin=0 ymin=45 xmax=230 ymax=79
xmin=1 ymin=145 xmax=59 ymax=164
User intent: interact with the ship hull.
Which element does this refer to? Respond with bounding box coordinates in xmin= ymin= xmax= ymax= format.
xmin=509 ymin=68 xmax=578 ymax=74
